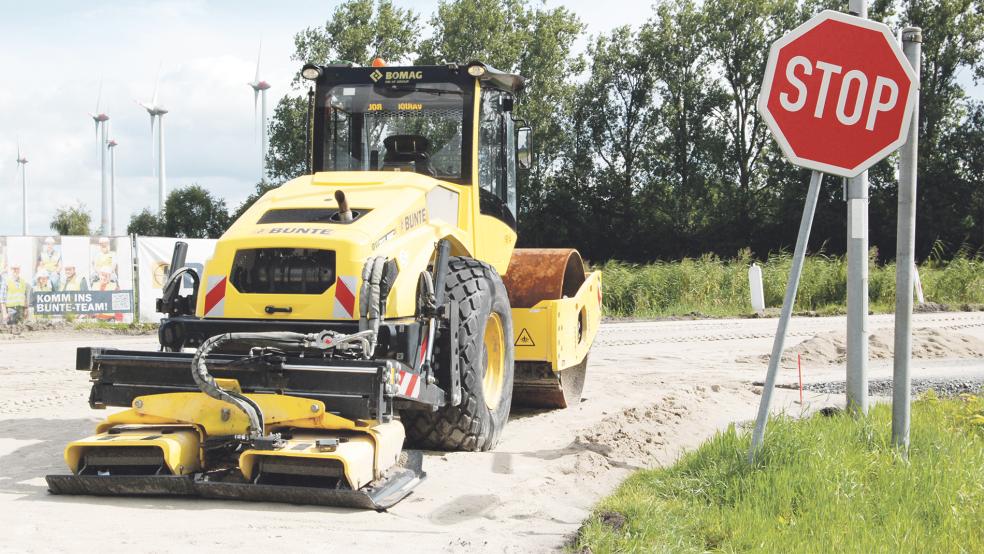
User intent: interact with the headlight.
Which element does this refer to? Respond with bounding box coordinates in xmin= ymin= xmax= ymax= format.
xmin=467 ymin=64 xmax=486 ymax=77
xmin=301 ymin=64 xmax=322 ymax=81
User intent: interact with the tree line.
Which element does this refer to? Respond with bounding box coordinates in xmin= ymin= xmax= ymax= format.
xmin=105 ymin=0 xmax=983 ymax=259
xmin=264 ymin=0 xmax=984 ymax=262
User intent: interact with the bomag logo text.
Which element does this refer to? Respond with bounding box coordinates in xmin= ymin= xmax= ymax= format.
xmin=385 ymin=70 xmax=423 ymax=80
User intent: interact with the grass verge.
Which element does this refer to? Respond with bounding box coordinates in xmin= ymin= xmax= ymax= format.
xmin=600 ymin=250 xmax=984 ymax=318
xmin=574 ymin=394 xmax=984 ymax=553
xmin=72 ymin=320 xmax=158 ymax=334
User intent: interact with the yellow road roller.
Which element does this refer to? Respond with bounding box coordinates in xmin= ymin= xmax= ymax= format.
xmin=47 ymin=60 xmax=601 ymax=510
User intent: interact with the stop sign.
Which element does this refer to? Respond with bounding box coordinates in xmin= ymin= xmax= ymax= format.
xmin=758 ymin=10 xmax=917 ymax=178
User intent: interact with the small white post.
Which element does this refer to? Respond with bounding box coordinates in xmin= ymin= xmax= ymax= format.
xmin=749 ymin=263 xmax=765 ymax=313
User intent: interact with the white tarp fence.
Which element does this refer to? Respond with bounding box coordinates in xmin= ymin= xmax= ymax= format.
xmin=134 ymin=237 xmax=217 ymax=322
xmin=0 ymin=235 xmax=216 ymax=324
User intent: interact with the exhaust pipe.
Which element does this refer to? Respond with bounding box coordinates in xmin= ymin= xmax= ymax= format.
xmin=335 ymin=190 xmax=353 ymax=222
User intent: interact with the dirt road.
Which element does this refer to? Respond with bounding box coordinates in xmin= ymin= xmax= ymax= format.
xmin=3 ymin=312 xmax=984 ymax=553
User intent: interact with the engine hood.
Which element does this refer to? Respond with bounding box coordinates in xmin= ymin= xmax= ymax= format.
xmin=223 ymin=171 xmax=459 ymax=248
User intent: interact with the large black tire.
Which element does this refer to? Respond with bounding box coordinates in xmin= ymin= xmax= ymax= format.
xmin=403 ymin=257 xmax=514 ymax=451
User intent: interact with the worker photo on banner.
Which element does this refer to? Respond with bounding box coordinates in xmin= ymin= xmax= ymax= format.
xmin=60 ymin=236 xmax=91 ymax=293
xmin=36 ymin=236 xmax=63 ymax=291
xmin=0 ymin=237 xmax=7 ymax=278
xmin=1 ymin=237 xmax=36 ymax=325
xmin=90 ymin=236 xmax=120 ymax=285
xmin=87 ymin=237 xmax=134 ymax=322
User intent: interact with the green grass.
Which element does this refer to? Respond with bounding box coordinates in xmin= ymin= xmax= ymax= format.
xmin=72 ymin=320 xmax=158 ymax=334
xmin=574 ymin=394 xmax=984 ymax=553
xmin=600 ymin=250 xmax=984 ymax=318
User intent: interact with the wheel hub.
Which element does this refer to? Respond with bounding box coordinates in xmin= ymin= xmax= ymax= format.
xmin=481 ymin=312 xmax=505 ymax=410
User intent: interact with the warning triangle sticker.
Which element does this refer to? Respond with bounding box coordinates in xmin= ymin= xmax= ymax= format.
xmin=515 ymin=328 xmax=535 ymax=347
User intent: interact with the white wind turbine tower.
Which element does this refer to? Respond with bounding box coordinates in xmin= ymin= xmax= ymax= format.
xmin=139 ymin=66 xmax=168 ymax=215
xmin=248 ymin=43 xmax=272 ymax=183
xmin=107 ymin=139 xmax=118 ymax=235
xmin=89 ymin=80 xmax=111 ymax=235
xmin=16 ymin=145 xmax=28 ymax=235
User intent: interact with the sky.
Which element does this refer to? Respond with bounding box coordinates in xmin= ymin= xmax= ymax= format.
xmin=0 ymin=0 xmax=642 ymax=236
xmin=0 ymin=1 xmax=980 ymax=237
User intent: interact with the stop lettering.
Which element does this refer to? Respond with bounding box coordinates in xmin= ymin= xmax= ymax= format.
xmin=758 ymin=10 xmax=917 ymax=178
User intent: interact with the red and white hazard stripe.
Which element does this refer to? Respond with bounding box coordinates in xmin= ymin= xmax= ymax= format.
xmin=396 ymin=369 xmax=420 ymax=399
xmin=204 ymin=276 xmax=227 ymax=317
xmin=333 ymin=275 xmax=357 ymax=319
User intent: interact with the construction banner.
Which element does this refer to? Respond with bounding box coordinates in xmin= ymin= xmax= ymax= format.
xmin=32 ymin=290 xmax=134 ymax=316
xmin=135 ymin=237 xmax=216 ymax=322
xmin=0 ymin=235 xmax=135 ymax=324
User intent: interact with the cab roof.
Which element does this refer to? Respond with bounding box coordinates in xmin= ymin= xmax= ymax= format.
xmin=316 ymin=61 xmax=526 ymax=94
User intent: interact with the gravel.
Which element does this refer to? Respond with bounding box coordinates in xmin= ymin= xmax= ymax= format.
xmin=803 ymin=376 xmax=984 ymax=397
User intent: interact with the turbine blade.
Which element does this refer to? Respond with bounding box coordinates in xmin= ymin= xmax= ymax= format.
xmin=95 ymin=76 xmax=103 ymax=112
xmin=152 ymin=62 xmax=162 ymax=106
xmin=255 ymin=41 xmax=262 ymax=82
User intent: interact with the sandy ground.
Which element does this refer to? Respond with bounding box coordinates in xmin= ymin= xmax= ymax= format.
xmin=2 ymin=312 xmax=984 ymax=553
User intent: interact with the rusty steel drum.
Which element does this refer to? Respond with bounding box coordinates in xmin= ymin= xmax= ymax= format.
xmin=502 ymin=248 xmax=586 ymax=309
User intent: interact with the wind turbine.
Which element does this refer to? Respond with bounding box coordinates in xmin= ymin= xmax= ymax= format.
xmin=247 ymin=43 xmax=271 ymax=183
xmin=139 ymin=66 xmax=168 ymax=215
xmin=16 ymin=145 xmax=28 ymax=235
xmin=107 ymin=139 xmax=118 ymax=235
xmin=88 ymin=80 xmax=111 ymax=235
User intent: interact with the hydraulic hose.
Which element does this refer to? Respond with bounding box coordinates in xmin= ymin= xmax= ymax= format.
xmin=367 ymin=257 xmax=386 ymax=354
xmin=191 ymin=331 xmax=310 ymax=438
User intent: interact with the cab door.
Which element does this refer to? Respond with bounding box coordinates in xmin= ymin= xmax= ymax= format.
xmin=474 ymin=88 xmax=518 ymax=275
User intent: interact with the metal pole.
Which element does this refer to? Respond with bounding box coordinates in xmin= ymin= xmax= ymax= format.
xmin=100 ymin=121 xmax=110 ymax=235
xmin=893 ymin=27 xmax=921 ymax=451
xmin=21 ymin=163 xmax=28 ymax=236
xmin=749 ymin=170 xmax=824 ymax=461
xmin=306 ymin=87 xmax=314 ymax=175
xmin=261 ymin=88 xmax=268 ymax=182
xmin=846 ymin=0 xmax=870 ymax=415
xmin=158 ymin=116 xmax=166 ymax=215
xmin=110 ymin=143 xmax=117 ymax=236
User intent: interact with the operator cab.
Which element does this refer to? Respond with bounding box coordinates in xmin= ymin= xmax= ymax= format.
xmin=304 ymin=61 xmax=531 ymax=229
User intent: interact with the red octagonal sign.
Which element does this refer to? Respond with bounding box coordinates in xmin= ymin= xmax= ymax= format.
xmin=758 ymin=10 xmax=917 ymax=178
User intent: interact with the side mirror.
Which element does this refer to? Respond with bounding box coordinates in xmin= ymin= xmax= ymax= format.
xmin=516 ymin=126 xmax=532 ymax=170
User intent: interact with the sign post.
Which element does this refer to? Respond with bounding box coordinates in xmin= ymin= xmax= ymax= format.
xmin=845 ymin=0 xmax=870 ymax=416
xmin=749 ymin=9 xmax=917 ymax=459
xmin=892 ymin=27 xmax=922 ymax=451
xmin=749 ymin=170 xmax=823 ymax=461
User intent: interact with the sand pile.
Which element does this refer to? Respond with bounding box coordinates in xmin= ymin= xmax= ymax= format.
xmin=743 ymin=328 xmax=984 ymax=366
xmin=561 ymin=395 xmax=691 ymax=476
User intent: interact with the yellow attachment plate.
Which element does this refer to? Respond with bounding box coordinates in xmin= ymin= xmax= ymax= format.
xmin=64 ymin=425 xmax=201 ymax=475
xmin=239 ymin=420 xmax=406 ymax=488
xmin=103 ymin=393 xmax=364 ymax=437
xmin=240 ymin=431 xmax=377 ymax=490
